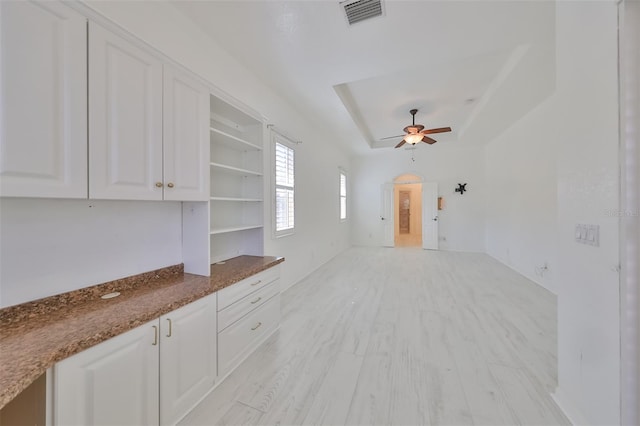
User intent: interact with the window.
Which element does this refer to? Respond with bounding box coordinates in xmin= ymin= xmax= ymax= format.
xmin=274 ymin=137 xmax=295 ymax=236
xmin=339 ymin=170 xmax=347 ymax=221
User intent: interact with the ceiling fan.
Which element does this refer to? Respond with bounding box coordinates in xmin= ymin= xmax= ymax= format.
xmin=384 ymin=109 xmax=452 ymax=148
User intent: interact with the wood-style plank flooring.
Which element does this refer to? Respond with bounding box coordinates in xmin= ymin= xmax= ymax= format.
xmin=180 ymin=247 xmax=570 ymax=426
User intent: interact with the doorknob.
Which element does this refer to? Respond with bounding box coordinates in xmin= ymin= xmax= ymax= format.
xmin=433 ymin=216 xmax=438 ymax=221
xmin=381 ymin=217 xmax=385 ymax=221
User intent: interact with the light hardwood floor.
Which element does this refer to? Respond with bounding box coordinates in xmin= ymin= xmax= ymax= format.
xmin=180 ymin=247 xmax=570 ymax=426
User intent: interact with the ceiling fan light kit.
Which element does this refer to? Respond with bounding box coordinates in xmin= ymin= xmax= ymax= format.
xmin=393 ymin=109 xmax=452 ymax=149
xmin=404 ymin=133 xmax=424 ymax=144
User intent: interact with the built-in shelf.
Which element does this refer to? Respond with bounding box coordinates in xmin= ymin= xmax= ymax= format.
xmin=210 ymin=127 xmax=262 ymax=151
xmin=210 ymin=162 xmax=262 ymax=176
xmin=208 ymin=93 xmax=264 ymax=266
xmin=210 ymin=225 xmax=263 ymax=235
xmin=210 ymin=197 xmax=263 ymax=202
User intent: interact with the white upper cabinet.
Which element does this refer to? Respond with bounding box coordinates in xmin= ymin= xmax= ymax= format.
xmin=88 ymin=22 xmax=164 ymax=200
xmin=89 ymin=22 xmax=210 ymax=201
xmin=0 ymin=0 xmax=87 ymax=198
xmin=163 ymin=67 xmax=210 ymax=201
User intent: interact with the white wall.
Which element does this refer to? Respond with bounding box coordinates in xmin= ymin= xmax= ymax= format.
xmin=0 ymin=199 xmax=182 ymax=307
xmin=485 ymin=100 xmax=557 ymax=292
xmin=484 ymin=2 xmax=620 ymax=424
xmin=554 ymin=3 xmax=620 ymax=424
xmin=0 ymin=0 xmax=352 ymax=306
xmin=351 ymin=146 xmax=485 ymax=252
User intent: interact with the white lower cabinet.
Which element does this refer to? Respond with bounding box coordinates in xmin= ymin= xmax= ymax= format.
xmin=218 ymin=293 xmax=280 ymax=376
xmin=53 ymin=319 xmax=160 ymax=426
xmin=53 ymin=293 xmax=216 ymax=426
xmin=159 ymin=295 xmax=216 ymax=426
xmin=52 ymin=267 xmax=281 ymax=425
xmin=217 ymin=266 xmax=281 ymax=377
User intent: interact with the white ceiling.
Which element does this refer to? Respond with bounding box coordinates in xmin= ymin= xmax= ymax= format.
xmin=171 ymin=0 xmax=557 ymax=155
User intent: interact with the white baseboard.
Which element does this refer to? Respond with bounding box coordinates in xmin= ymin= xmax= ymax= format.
xmin=280 ymin=245 xmax=351 ymax=293
xmin=486 ymin=252 xmax=557 ymax=295
xmin=438 ymin=247 xmax=485 ymax=253
xmin=552 ymin=386 xmax=589 ymax=426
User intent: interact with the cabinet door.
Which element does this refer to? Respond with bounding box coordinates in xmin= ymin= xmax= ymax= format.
xmin=0 ymin=0 xmax=87 ymax=198
xmin=160 ymin=294 xmax=217 ymax=425
xmin=88 ymin=22 xmax=163 ymax=200
xmin=54 ymin=321 xmax=160 ymax=426
xmin=163 ymin=67 xmax=210 ymax=201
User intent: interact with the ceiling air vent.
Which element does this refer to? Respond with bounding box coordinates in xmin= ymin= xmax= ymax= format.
xmin=342 ymin=0 xmax=383 ymax=25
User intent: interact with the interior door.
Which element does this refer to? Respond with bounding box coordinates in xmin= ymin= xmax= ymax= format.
xmin=422 ymin=182 xmax=439 ymax=250
xmin=381 ymin=183 xmax=394 ymax=247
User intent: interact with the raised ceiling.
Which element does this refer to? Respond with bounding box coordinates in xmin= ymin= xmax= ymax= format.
xmin=171 ymin=0 xmax=556 ymax=155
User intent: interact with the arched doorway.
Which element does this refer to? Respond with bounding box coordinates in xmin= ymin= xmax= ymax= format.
xmin=381 ymin=174 xmax=439 ymax=249
xmin=394 ymin=174 xmax=422 ymax=247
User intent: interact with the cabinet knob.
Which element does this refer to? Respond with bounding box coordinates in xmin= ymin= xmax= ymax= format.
xmin=155 ymin=182 xmax=163 ymax=188
xmin=167 ymin=182 xmax=174 ymax=188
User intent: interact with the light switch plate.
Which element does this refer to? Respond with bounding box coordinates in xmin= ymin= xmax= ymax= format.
xmin=575 ymin=224 xmax=599 ymax=246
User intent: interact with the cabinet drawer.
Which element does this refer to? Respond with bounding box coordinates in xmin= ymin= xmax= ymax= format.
xmin=218 ymin=279 xmax=280 ymax=332
xmin=217 ymin=266 xmax=279 ymax=310
xmin=218 ymin=294 xmax=280 ymax=375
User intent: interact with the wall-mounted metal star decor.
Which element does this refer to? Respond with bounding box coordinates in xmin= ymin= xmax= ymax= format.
xmin=455 ymin=183 xmax=467 ymax=194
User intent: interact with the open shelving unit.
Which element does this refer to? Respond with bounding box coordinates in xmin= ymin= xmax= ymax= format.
xmin=208 ymin=94 xmax=265 ymax=265
xmin=209 ymin=162 xmax=263 ymax=177
xmin=182 ymin=92 xmax=266 ymax=275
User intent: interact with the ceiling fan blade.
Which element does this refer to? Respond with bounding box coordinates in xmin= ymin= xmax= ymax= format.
xmin=422 ymin=127 xmax=452 ymax=135
xmin=395 ymin=139 xmax=407 ymax=148
xmin=379 ymin=134 xmax=405 ymax=141
xmin=421 ymin=136 xmax=437 ymax=145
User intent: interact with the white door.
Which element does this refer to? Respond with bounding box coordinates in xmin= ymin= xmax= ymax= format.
xmin=422 ymin=182 xmax=439 ymax=250
xmin=160 ymin=294 xmax=217 ymax=425
xmin=163 ymin=66 xmax=210 ymax=201
xmin=381 ymin=183 xmax=394 ymax=247
xmin=89 ymin=22 xmax=163 ymax=200
xmin=54 ymin=321 xmax=160 ymax=426
xmin=0 ymin=0 xmax=87 ymax=198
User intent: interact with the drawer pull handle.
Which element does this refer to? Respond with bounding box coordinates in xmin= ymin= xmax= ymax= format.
xmin=250 ymin=280 xmax=262 ymax=287
xmin=166 ymin=318 xmax=172 ymax=337
xmin=251 ymin=322 xmax=262 ymax=331
xmin=152 ymin=326 xmax=158 ymax=346
xmin=251 ymin=297 xmax=262 ymax=304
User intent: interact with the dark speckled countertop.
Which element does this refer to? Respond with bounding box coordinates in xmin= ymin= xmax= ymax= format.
xmin=0 ymin=255 xmax=283 ymax=410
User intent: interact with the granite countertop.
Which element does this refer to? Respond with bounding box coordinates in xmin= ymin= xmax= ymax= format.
xmin=0 ymin=255 xmax=284 ymax=410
